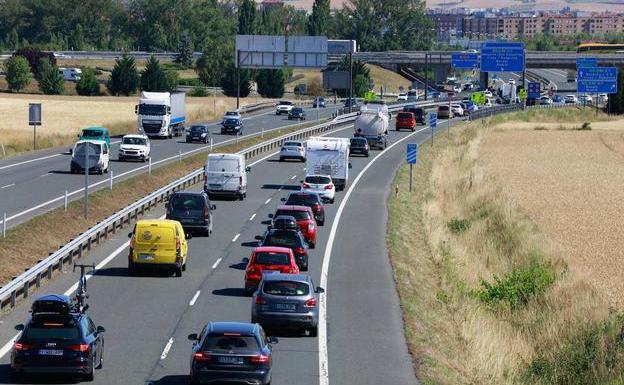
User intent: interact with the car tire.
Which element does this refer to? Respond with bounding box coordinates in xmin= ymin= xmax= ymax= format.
xmin=365 ymin=152 xmax=369 ymax=157
xmin=118 ymin=156 xmax=124 ymax=162
xmin=128 ymin=262 xmax=137 ymax=276
xmin=84 ymin=355 xmax=95 ymax=381
xmin=301 ymin=263 xmax=308 ymax=272
xmin=96 ymin=349 xmax=104 ymax=369
xmin=104 ymin=167 xmax=108 ymax=174
xmin=8 ymin=367 xmax=19 ymax=381
xmin=309 ymin=242 xmax=315 ymax=249
xmin=239 ymin=193 xmax=244 ymax=201
xmin=182 ymin=262 xmax=186 ymax=272
xmin=318 ymin=218 xmax=324 ymax=226
xmin=190 ymin=375 xmax=200 ymax=385
xmin=175 ymin=267 xmax=182 ymax=277
xmin=279 ymin=157 xmax=284 ymax=162
xmin=330 ymin=198 xmax=335 ymax=204
xmin=168 ymin=128 xmax=173 ymax=139
xmin=308 ymin=326 xmax=318 ymax=337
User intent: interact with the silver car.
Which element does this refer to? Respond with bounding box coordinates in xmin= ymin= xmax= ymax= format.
xmin=279 ymin=141 xmax=306 ymax=162
xmin=251 ymin=273 xmax=324 ymax=336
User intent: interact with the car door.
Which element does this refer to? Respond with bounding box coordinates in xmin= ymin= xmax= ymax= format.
xmin=84 ymin=317 xmax=101 ymax=363
xmin=102 ymin=143 xmax=109 ymax=168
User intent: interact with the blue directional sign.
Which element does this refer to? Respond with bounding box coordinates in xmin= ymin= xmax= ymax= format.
xmin=406 ymin=143 xmax=418 ymax=165
xmin=428 ymin=112 xmax=438 ymax=128
xmin=480 ymin=41 xmax=525 ymax=72
xmin=528 ymin=82 xmax=541 ymax=99
xmin=577 ymin=67 xmax=618 ymax=93
xmin=452 ymin=53 xmax=479 ymax=69
xmin=576 ymin=57 xmax=597 ymax=68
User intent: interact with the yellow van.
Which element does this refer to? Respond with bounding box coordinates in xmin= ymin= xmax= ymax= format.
xmin=128 ymin=219 xmax=191 ymax=277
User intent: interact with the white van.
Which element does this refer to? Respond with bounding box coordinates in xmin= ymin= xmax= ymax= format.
xmin=203 ymin=153 xmax=250 ymax=200
xmin=58 ymin=67 xmax=82 ymax=82
xmin=70 ymin=140 xmax=110 ymax=174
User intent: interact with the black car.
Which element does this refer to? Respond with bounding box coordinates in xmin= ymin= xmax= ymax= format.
xmin=166 ymin=191 xmax=215 ymax=236
xmin=343 ymin=98 xmax=359 ymax=109
xmin=188 ymin=322 xmax=277 ymax=385
xmin=271 ymin=215 xmax=299 ymax=231
xmin=10 ymin=295 xmax=105 ymax=382
xmin=288 ymin=107 xmax=306 ymax=120
xmin=284 ymin=192 xmax=325 ymax=225
xmin=257 ymin=228 xmax=309 ymax=271
xmin=349 ymin=137 xmax=370 ymax=157
xmin=402 ymin=106 xmax=425 ymax=125
xmin=312 ymin=97 xmax=326 ymax=108
xmin=221 ymin=118 xmax=243 ymax=135
xmin=186 ymin=125 xmax=211 ymax=143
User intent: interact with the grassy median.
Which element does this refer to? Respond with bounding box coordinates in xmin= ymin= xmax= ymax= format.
xmin=388 ymin=108 xmax=624 ymax=385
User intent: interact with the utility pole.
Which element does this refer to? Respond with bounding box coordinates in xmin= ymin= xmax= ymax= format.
xmin=236 ymin=50 xmax=241 ymax=110
xmin=424 ymin=52 xmax=429 ymax=101
xmin=348 ymin=50 xmax=353 ymax=113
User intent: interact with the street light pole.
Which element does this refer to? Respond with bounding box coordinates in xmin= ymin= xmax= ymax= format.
xmin=83 ymin=144 xmax=89 ymax=219
xmin=236 ymin=50 xmax=241 ymax=110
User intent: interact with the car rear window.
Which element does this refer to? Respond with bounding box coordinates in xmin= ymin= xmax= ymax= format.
xmin=279 ymin=101 xmax=293 ymax=106
xmin=82 ymin=130 xmax=103 ymax=137
xmin=170 ymin=195 xmax=204 ymax=210
xmin=286 ymin=194 xmax=319 ymax=206
xmin=25 ymin=324 xmax=81 ymax=340
xmin=190 ymin=126 xmax=207 ymax=132
xmin=275 ymin=210 xmax=310 ymax=220
xmin=284 ymin=142 xmax=302 ymax=147
xmin=397 ymin=112 xmax=413 ymax=119
xmin=254 ymin=252 xmax=291 ymax=265
xmin=204 ymin=334 xmax=259 ymax=353
xmin=263 ymin=281 xmax=310 ymax=296
xmin=264 ymin=234 xmax=301 ymax=248
xmin=438 ymin=106 xmax=450 ymax=111
xmin=305 ymin=176 xmax=331 ymax=184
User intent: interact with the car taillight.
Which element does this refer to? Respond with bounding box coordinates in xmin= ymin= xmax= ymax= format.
xmin=250 ymin=354 xmax=271 ymax=364
xmin=304 ymin=298 xmax=317 ymax=308
xmin=69 ymin=344 xmax=90 ymax=352
xmin=193 ymin=352 xmax=212 ymax=362
xmin=176 ymin=236 xmax=181 ymax=253
xmin=324 ymin=184 xmax=333 ymax=190
xmin=255 ymin=296 xmax=267 ymax=305
xmin=313 ymin=203 xmax=321 ymax=211
xmin=302 ymin=183 xmax=310 ymax=188
xmin=14 ymin=343 xmax=34 ymax=351
xmin=203 ymin=206 xmax=209 ymax=219
xmin=294 ymin=247 xmax=305 ymax=255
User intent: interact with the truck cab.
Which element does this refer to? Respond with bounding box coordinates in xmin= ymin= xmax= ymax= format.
xmin=136 ymin=92 xmax=186 ymax=139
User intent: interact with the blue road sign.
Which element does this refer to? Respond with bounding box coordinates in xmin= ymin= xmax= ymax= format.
xmin=528 ymin=82 xmax=541 ymax=99
xmin=452 ymin=53 xmax=479 ymax=69
xmin=576 ymin=57 xmax=597 ymax=68
xmin=406 ymin=143 xmax=418 ymax=165
xmin=577 ymin=67 xmax=618 ymax=93
xmin=480 ymin=41 xmax=525 ymax=72
xmin=428 ymin=112 xmax=438 ymax=128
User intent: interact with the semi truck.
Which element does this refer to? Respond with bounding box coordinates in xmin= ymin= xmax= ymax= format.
xmin=136 ymin=92 xmax=186 ymax=138
xmin=306 ymin=137 xmax=350 ymax=191
xmin=353 ymin=101 xmax=390 ymax=149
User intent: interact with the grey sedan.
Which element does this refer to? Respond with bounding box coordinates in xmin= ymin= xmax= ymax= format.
xmin=251 ymin=273 xmax=323 ymax=336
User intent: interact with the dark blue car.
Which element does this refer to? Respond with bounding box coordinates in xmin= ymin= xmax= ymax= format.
xmin=188 ymin=322 xmax=277 ymax=385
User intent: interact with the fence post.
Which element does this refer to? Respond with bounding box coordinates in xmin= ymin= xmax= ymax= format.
xmin=2 ymin=212 xmax=6 ymax=238
xmin=210 ymin=137 xmax=214 ymax=151
xmin=178 ymin=150 xmax=182 ymax=163
xmin=64 ymin=190 xmax=68 ymax=211
xmin=109 ymin=170 xmax=113 ymax=190
xmin=149 ymin=157 xmax=152 ymax=175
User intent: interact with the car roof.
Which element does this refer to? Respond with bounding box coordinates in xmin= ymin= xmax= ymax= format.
xmin=209 ymin=321 xmax=258 ymax=335
xmin=136 ymin=219 xmax=180 ymax=227
xmin=123 ymin=134 xmax=147 ymax=138
xmin=170 ymin=191 xmax=205 ymax=197
xmin=82 ymin=126 xmax=109 ymax=132
xmin=253 ymin=246 xmax=293 ymax=254
xmin=261 ymin=272 xmax=312 ymax=283
xmin=277 ymin=205 xmax=311 ymax=212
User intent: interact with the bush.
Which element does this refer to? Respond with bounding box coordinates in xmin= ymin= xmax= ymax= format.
xmin=107 ymin=55 xmax=139 ymax=96
xmin=75 ymin=68 xmax=100 ymax=96
xmin=477 ymin=258 xmax=556 ymax=310
xmin=578 ymin=122 xmax=592 ymax=130
xmin=178 ymin=78 xmax=201 ymax=87
xmin=188 ymin=85 xmax=208 ymax=97
xmin=13 ymin=47 xmax=56 ymax=76
xmin=37 ymin=58 xmax=64 ymax=95
xmin=5 ymin=56 xmax=32 ymax=92
xmin=447 ymin=218 xmax=471 ymax=234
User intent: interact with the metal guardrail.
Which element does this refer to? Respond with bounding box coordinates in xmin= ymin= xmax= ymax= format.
xmin=468 ymin=101 xmax=585 ymax=121
xmin=0 ymin=101 xmax=413 ymax=311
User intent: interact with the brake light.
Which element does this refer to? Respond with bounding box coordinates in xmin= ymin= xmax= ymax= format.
xmin=313 ymin=203 xmax=321 ymax=210
xmin=304 ymin=298 xmax=317 ymax=308
xmin=193 ymin=352 xmax=212 ymax=362
xmin=203 ymin=205 xmax=210 ymax=219
xmin=69 ymin=344 xmax=90 ymax=352
xmin=250 ymin=354 xmax=271 ymax=364
xmin=294 ymin=247 xmax=305 ymax=255
xmin=302 ymin=183 xmax=310 ymax=188
xmin=255 ymin=296 xmax=267 ymax=305
xmin=14 ymin=343 xmax=34 ymax=351
xmin=324 ymin=184 xmax=333 ymax=190
xmin=308 ymin=222 xmax=314 ymax=231
xmin=176 ymin=236 xmax=181 ymax=254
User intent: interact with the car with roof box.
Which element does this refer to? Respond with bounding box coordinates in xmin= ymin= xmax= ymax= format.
xmin=272 ymin=205 xmax=317 ymax=248
xmin=283 ymin=192 xmax=325 ymax=225
xmin=243 ymin=246 xmax=300 ymax=293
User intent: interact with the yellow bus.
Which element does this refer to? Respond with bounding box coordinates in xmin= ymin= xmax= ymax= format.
xmin=577 ymin=43 xmax=624 ymax=53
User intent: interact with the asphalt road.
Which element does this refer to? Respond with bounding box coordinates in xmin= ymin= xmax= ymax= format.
xmin=529 ymin=68 xmax=576 ymax=92
xmin=0 ymin=105 xmax=339 ymax=229
xmin=0 ymin=115 xmax=454 ymax=384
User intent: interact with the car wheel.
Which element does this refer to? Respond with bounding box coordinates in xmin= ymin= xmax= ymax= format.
xmin=128 ymin=262 xmax=137 ymax=276
xmin=190 ymin=375 xmax=200 ymax=385
xmin=279 ymin=157 xmax=284 ymax=162
xmin=96 ymin=348 xmax=104 ymax=369
xmin=318 ymin=218 xmax=324 ymax=226
xmin=308 ymin=326 xmax=318 ymax=337
xmin=221 ymin=130 xmax=225 ymax=135
xmin=8 ymin=366 xmax=19 ymax=381
xmin=301 ymin=263 xmax=308 ymax=272
xmin=118 ymin=156 xmax=124 ymax=162
xmin=168 ymin=128 xmax=173 ymax=139
xmin=104 ymin=167 xmax=108 ymax=174
xmin=330 ymin=198 xmax=335 ymax=204
xmin=175 ymin=267 xmax=182 ymax=277
xmin=84 ymin=354 xmax=95 ymax=381
xmin=239 ymin=193 xmax=244 ymax=201
xmin=182 ymin=262 xmax=186 ymax=272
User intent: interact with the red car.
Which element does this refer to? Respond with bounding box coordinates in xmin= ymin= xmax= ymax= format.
xmin=273 ymin=205 xmax=317 ymax=248
xmin=395 ymin=111 xmax=416 ymax=132
xmin=244 ymin=246 xmax=299 ymax=293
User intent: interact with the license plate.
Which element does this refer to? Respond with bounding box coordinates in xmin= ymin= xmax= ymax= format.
xmin=218 ymin=356 xmax=244 ymax=365
xmin=38 ymin=349 xmax=63 ymax=356
xmin=180 ymin=219 xmax=194 ymax=224
xmin=139 ymin=254 xmax=154 ymax=261
xmin=209 ymin=184 xmax=222 ymax=188
xmin=275 ymin=303 xmax=296 ymax=311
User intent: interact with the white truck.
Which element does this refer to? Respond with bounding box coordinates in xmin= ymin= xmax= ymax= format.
xmin=136 ymin=91 xmax=186 ymax=138
xmin=306 ymin=137 xmax=350 ymax=191
xmin=353 ymin=101 xmax=390 ymax=149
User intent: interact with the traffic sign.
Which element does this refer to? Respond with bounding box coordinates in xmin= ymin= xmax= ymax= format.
xmin=528 ymin=82 xmax=541 ymax=99
xmin=428 ymin=112 xmax=438 ymax=128
xmin=519 ymin=89 xmax=527 ymax=101
xmin=577 ymin=67 xmax=618 ymax=93
xmin=406 ymin=143 xmax=418 ymax=165
xmin=480 ymin=41 xmax=525 ymax=72
xmin=452 ymin=52 xmax=479 ymax=69
xmin=576 ymin=57 xmax=597 ymax=68
xmin=29 ymin=103 xmax=42 ymax=126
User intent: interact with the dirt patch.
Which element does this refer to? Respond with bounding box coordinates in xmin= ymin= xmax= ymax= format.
xmin=480 ymin=124 xmax=624 ymax=308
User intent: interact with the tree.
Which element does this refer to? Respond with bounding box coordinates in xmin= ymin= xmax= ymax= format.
xmin=307 ymin=0 xmax=330 ymax=36
xmin=13 ymin=47 xmax=57 ymax=77
xmin=608 ymin=67 xmax=624 ymax=114
xmin=238 ymin=0 xmax=256 ymax=35
xmin=107 ymin=55 xmax=139 ymax=96
xmin=256 ymin=69 xmax=285 ymax=98
xmin=37 ymin=58 xmax=64 ymax=95
xmin=174 ymin=32 xmax=194 ymax=67
xmin=140 ymin=56 xmax=173 ymax=92
xmin=76 ymin=68 xmax=100 ymax=96
xmin=221 ymin=64 xmax=251 ymax=98
xmin=5 ymin=56 xmax=32 ymax=92
xmin=353 ymin=74 xmax=371 ymax=97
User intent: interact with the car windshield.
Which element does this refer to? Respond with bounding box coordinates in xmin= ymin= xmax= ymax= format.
xmin=305 ymin=176 xmax=331 ymax=184
xmin=224 ymin=118 xmax=239 ymax=125
xmin=279 ymin=101 xmax=293 ymax=106
xmin=275 ymin=210 xmax=310 ymax=220
xmin=291 ymin=108 xmax=303 ymax=113
xmin=190 ymin=126 xmax=207 ymax=132
xmin=204 ymin=334 xmax=259 ymax=353
xmin=138 ymin=104 xmax=166 ymax=115
xmin=74 ymin=142 xmax=101 ymax=155
xmin=254 ymin=252 xmax=291 ymax=265
xmin=284 ymin=142 xmax=302 ymax=147
xmin=264 ymin=234 xmax=301 ymax=248
xmin=122 ymin=137 xmax=146 ymax=145
xmin=25 ymin=324 xmax=81 ymax=340
xmin=81 ymin=129 xmax=103 ymax=137
xmin=397 ymin=113 xmax=412 ymax=119
xmin=439 ymin=106 xmax=449 ymax=111
xmin=170 ymin=195 xmax=204 ymax=210
xmin=263 ymin=281 xmax=310 ymax=296
xmin=286 ymin=194 xmax=319 ymax=206
xmin=350 ymin=138 xmax=367 ymax=146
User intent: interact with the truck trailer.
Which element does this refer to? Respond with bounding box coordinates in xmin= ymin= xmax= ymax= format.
xmin=354 ymin=101 xmax=390 ymax=149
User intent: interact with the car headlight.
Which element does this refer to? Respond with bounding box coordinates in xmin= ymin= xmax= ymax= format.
xmin=201 ymin=133 xmax=206 ymax=137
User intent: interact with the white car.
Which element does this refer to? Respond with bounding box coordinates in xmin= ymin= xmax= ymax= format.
xmin=302 ymin=175 xmax=335 ymax=204
xmin=539 ymin=96 xmax=553 ymax=105
xmin=397 ymin=93 xmax=408 ymax=101
xmin=450 ymin=104 xmax=464 ymax=116
xmin=70 ymin=140 xmax=110 ymax=174
xmin=223 ymin=111 xmax=241 ymax=120
xmin=276 ymin=101 xmax=294 ymax=115
xmin=118 ymin=134 xmax=151 ymax=162
xmin=453 ymin=85 xmax=462 ymax=93
xmin=564 ymin=95 xmax=578 ymax=104
xmin=508 ymin=79 xmax=516 ymax=85
xmin=598 ymin=93 xmax=609 ymax=103
xmin=484 ymin=90 xmax=493 ymax=98
xmin=579 ymin=94 xmax=593 ymax=103
xmin=279 ymin=141 xmax=306 ymax=162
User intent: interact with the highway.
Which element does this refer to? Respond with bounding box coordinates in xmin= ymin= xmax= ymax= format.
xmin=0 ymin=113 xmax=452 ymax=384
xmin=529 ymin=68 xmax=576 ymax=92
xmin=0 ymin=105 xmax=339 ymax=229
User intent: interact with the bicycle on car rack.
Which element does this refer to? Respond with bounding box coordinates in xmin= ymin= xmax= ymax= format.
xmin=72 ymin=263 xmax=95 ymax=313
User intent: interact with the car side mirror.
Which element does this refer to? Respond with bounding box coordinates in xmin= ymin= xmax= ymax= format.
xmin=128 ymin=232 xmax=133 ymax=238
xmin=245 ymin=166 xmax=251 ymax=172
xmin=349 ymin=163 xmax=353 ymax=169
xmin=188 ymin=333 xmax=199 ymax=341
xmin=77 ymin=134 xmax=81 ymax=138
xmin=185 ymin=233 xmax=193 ymax=240
xmin=268 ymin=213 xmax=274 ymax=219
xmin=316 ymin=287 xmax=325 ymax=294
xmin=280 ymin=197 xmax=286 ymax=202
xmin=268 ymin=336 xmax=279 ymax=344
xmin=211 ymin=205 xmax=216 ymax=210
xmin=15 ymin=324 xmax=24 ymax=331
xmin=96 ymin=326 xmax=106 ymax=334
xmin=254 ymin=235 xmax=264 ymax=241
xmin=299 ymin=180 xmax=303 ymax=184
xmin=69 ymin=148 xmax=73 ymax=154
xmin=242 ymin=257 xmax=249 ymax=263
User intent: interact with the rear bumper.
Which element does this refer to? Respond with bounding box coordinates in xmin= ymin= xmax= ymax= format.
xmin=253 ymin=311 xmax=318 ymax=329
xmin=204 ymin=187 xmax=243 ymax=196
xmin=131 ymin=261 xmax=182 ymax=269
xmin=191 ymin=368 xmax=270 ymax=385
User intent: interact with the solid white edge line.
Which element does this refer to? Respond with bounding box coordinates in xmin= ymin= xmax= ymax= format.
xmin=189 ymin=290 xmax=201 ymax=306
xmin=160 ymin=337 xmax=174 ymax=360
xmin=232 ymin=233 xmax=240 ymax=243
xmin=249 ymin=213 xmax=256 ymax=221
xmin=212 ymin=257 xmax=223 ymax=270
xmin=318 ymin=125 xmax=428 ymax=385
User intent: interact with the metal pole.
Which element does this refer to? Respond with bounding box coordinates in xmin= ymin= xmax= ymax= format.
xmin=64 ymin=190 xmax=68 ymax=211
xmin=109 ymin=170 xmax=113 ymax=190
xmin=409 ymin=165 xmax=413 ymax=192
xmin=1 ymin=143 xmax=5 ymax=159
xmin=213 ymin=87 xmax=217 ymax=116
xmin=33 ymin=124 xmax=36 ymax=150
xmin=424 ymin=53 xmax=429 ymax=101
xmin=3 ymin=212 xmax=6 ymax=238
xmin=348 ymin=50 xmax=353 ymax=113
xmin=261 ymin=127 xmax=264 ymax=138
xmin=236 ymin=50 xmax=241 ymax=110
xmin=178 ymin=149 xmax=182 ymax=162
xmin=83 ymin=144 xmax=89 ymax=219
xmin=148 ymin=157 xmax=152 ymax=175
